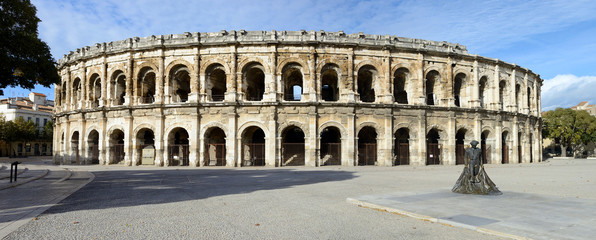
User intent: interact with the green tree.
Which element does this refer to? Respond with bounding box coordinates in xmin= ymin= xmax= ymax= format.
xmin=0 ymin=117 xmax=37 ymax=156
xmin=0 ymin=0 xmax=60 ymax=95
xmin=543 ymin=108 xmax=596 ymax=157
xmin=41 ymin=119 xmax=53 ymax=141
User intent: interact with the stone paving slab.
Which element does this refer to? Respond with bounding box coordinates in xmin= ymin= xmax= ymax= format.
xmin=348 ymin=189 xmax=596 ymax=240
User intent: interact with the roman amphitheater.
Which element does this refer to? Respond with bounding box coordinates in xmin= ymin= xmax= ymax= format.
xmin=53 ymin=30 xmax=543 ymax=167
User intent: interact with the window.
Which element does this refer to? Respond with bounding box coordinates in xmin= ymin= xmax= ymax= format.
xmin=44 ymin=118 xmax=48 ymax=126
xmin=36 ymin=118 xmax=40 ymax=126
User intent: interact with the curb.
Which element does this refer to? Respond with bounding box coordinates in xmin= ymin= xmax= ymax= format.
xmin=346 ymin=198 xmax=529 ymax=240
xmin=0 ymin=169 xmax=48 ymax=191
xmin=54 ymin=168 xmax=73 ymax=183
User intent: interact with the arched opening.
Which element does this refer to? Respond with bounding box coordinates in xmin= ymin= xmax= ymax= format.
xmin=204 ymin=127 xmax=226 ymax=166
xmin=453 ymin=73 xmax=466 ymax=107
xmin=206 ymin=64 xmax=226 ymax=101
xmin=481 ymin=131 xmax=490 ymax=164
xmin=358 ymin=126 xmax=377 ymax=165
xmin=111 ymin=71 xmax=126 ymax=106
xmin=426 ymin=71 xmax=440 ymax=105
xmin=109 ymin=129 xmax=125 ymax=164
xmin=168 ymin=128 xmax=190 ymax=166
xmin=455 ymin=129 xmax=466 ymax=165
xmin=426 ymin=129 xmax=440 ymax=165
xmin=72 ymin=78 xmax=81 ymax=104
xmin=527 ymin=87 xmax=532 ymax=112
xmin=241 ymin=126 xmax=266 ymax=166
xmin=169 ymin=65 xmax=191 ymax=103
xmin=321 ymin=65 xmax=339 ymax=102
xmin=89 ymin=74 xmax=101 ymax=107
xmin=358 ymin=66 xmax=376 ymax=102
xmin=136 ymin=128 xmax=155 ymax=165
xmin=518 ymin=132 xmax=523 ymax=163
xmin=243 ymin=63 xmax=265 ymax=101
xmin=515 ymin=84 xmax=521 ymax=107
xmin=394 ymin=128 xmax=410 ymax=165
xmin=282 ymin=126 xmax=305 ymax=166
xmin=502 ymin=131 xmax=509 ymax=164
xmin=60 ymin=83 xmax=67 ymax=107
xmin=87 ymin=130 xmax=100 ymax=164
xmin=320 ymin=126 xmax=341 ymax=165
xmin=71 ymin=131 xmax=80 ymax=164
xmin=283 ymin=64 xmax=303 ymax=101
xmin=479 ymin=76 xmax=487 ymax=108
xmin=137 ymin=67 xmax=156 ymax=104
xmin=394 ymin=68 xmax=409 ymax=104
xmin=499 ymin=80 xmax=507 ymax=111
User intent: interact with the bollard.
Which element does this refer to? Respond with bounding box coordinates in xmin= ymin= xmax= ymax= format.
xmin=10 ymin=161 xmax=20 ymax=183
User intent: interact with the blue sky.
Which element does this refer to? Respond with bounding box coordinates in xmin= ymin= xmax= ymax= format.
xmin=3 ymin=0 xmax=596 ymax=111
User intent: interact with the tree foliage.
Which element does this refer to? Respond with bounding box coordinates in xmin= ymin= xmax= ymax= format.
xmin=0 ymin=0 xmax=60 ymax=95
xmin=543 ymin=108 xmax=596 ymax=157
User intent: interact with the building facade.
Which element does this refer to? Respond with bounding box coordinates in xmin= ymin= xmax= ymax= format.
xmin=0 ymin=92 xmax=54 ymax=156
xmin=53 ymin=30 xmax=543 ymax=166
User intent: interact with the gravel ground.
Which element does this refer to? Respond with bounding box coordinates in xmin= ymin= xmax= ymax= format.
xmin=5 ymin=158 xmax=594 ymax=239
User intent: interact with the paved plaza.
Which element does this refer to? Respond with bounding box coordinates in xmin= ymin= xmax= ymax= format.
xmin=1 ymin=157 xmax=595 ymax=239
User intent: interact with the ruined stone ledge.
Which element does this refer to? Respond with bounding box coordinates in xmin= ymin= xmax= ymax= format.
xmin=57 ymin=30 xmax=469 ymax=68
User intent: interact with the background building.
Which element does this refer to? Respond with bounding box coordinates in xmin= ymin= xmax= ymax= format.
xmin=0 ymin=92 xmax=54 ymax=156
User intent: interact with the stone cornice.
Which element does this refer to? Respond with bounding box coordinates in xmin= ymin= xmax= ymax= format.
xmin=57 ymin=30 xmax=468 ymax=67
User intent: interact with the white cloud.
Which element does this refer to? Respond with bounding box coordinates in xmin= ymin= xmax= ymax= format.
xmin=541 ymin=74 xmax=596 ymax=111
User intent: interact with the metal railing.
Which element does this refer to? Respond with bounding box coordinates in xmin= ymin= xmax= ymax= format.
xmin=426 ymin=143 xmax=440 ymax=165
xmin=358 ymin=143 xmax=376 ymax=166
xmin=204 ymin=143 xmax=226 ymax=166
xmin=110 ymin=144 xmax=125 ymax=164
xmin=242 ymin=143 xmax=265 ymax=166
xmin=168 ymin=144 xmax=190 ymax=166
xmin=282 ymin=143 xmax=305 ymax=166
xmin=320 ymin=143 xmax=341 ymax=165
xmin=395 ymin=143 xmax=409 ymax=165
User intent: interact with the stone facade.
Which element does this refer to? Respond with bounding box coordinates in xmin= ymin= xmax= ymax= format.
xmin=53 ymin=30 xmax=543 ymax=167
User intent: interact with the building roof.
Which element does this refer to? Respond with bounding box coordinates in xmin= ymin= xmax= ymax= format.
xmin=32 ymin=92 xmax=47 ymax=97
xmin=0 ymin=98 xmax=53 ymax=114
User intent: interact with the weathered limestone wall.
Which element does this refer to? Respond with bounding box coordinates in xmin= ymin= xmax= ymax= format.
xmin=53 ymin=31 xmax=543 ymax=167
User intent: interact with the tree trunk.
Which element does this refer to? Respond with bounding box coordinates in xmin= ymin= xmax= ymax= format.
xmin=561 ymin=144 xmax=567 ymax=157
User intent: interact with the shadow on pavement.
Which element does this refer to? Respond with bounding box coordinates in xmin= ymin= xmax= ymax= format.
xmin=42 ymin=168 xmax=356 ymax=215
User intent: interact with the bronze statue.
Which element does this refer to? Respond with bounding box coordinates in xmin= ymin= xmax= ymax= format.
xmin=452 ymin=140 xmax=502 ymax=195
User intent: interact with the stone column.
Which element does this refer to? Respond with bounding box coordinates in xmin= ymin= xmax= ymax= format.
xmin=445 ymin=57 xmax=454 ymax=107
xmin=472 ymin=60 xmax=480 ymax=108
xmin=491 ymin=63 xmax=500 ymax=111
xmin=416 ymin=111 xmax=426 ymax=165
xmin=100 ymin=111 xmax=107 ymax=165
xmin=346 ymin=113 xmax=356 ymax=166
xmin=155 ymin=55 xmax=165 ymax=104
xmin=81 ymin=67 xmax=87 ymax=109
xmin=445 ymin=114 xmax=456 ymax=165
xmin=100 ymin=60 xmax=108 ymax=106
xmin=380 ymin=52 xmax=392 ymax=103
xmin=226 ymin=49 xmax=237 ymax=102
xmin=155 ymin=111 xmax=165 ymax=166
xmin=264 ymin=47 xmax=277 ymax=102
xmin=512 ymin=116 xmax=519 ymax=164
xmin=417 ymin=53 xmax=426 ymax=105
xmin=124 ymin=57 xmax=133 ymax=106
xmin=124 ymin=115 xmax=133 ymax=166
xmin=344 ymin=49 xmax=356 ymax=103
xmin=189 ymin=48 xmax=200 ymax=103
xmin=494 ymin=121 xmax=502 ymax=164
xmin=307 ymin=48 xmax=316 ymax=102
xmin=306 ymin=111 xmax=317 ymax=166
xmin=510 ymin=68 xmax=517 ymax=112
xmin=226 ymin=111 xmax=236 ymax=167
